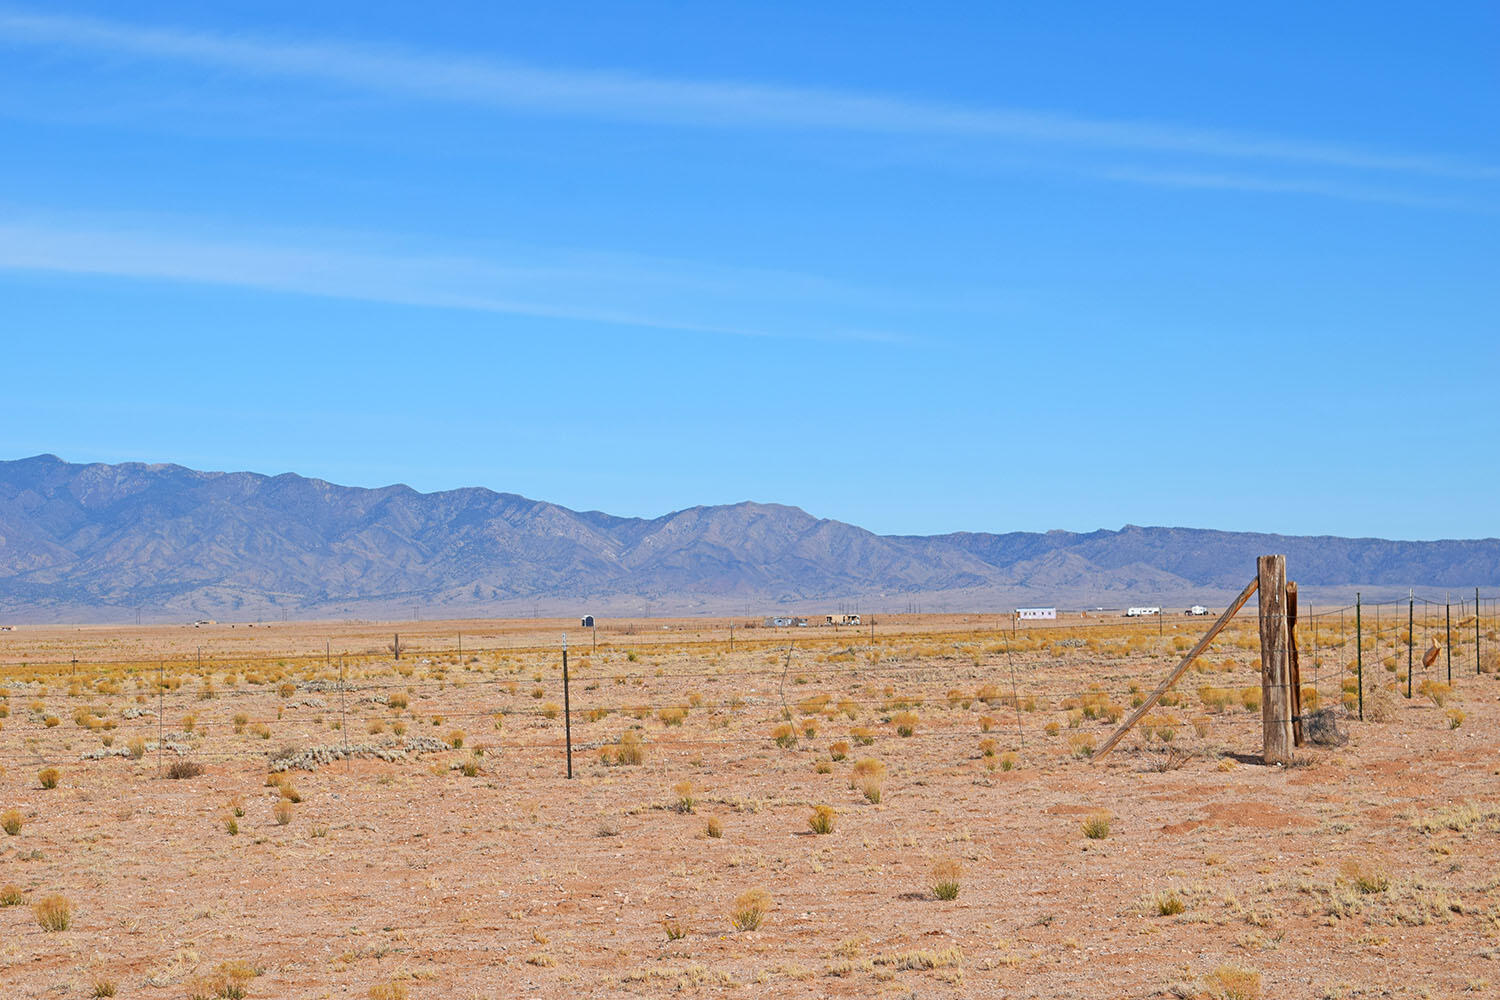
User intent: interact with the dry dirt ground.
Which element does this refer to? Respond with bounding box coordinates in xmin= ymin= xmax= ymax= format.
xmin=0 ymin=612 xmax=1497 ymax=999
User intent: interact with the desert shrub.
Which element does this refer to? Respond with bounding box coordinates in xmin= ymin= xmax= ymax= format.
xmin=1304 ymin=708 xmax=1347 ymax=746
xmin=1043 ymin=721 xmax=1060 ymax=737
xmin=808 ymin=805 xmax=837 ymax=835
xmin=1082 ymin=812 xmax=1111 ymax=840
xmin=1417 ymin=679 xmax=1451 ymax=707
xmin=828 ymin=740 xmax=849 ymax=762
xmin=368 ymin=983 xmax=408 ymax=1000
xmin=387 ymin=693 xmax=408 ymax=710
xmin=892 ymin=711 xmax=918 ymax=737
xmin=225 ymin=817 xmax=239 ymax=836
xmin=662 ymin=917 xmax=688 ymax=941
xmin=33 ymin=894 xmax=71 ymax=931
xmin=931 ymin=859 xmax=961 ymax=900
xmin=278 ymin=682 xmax=296 ymax=698
xmin=978 ymin=738 xmax=997 ymax=758
xmin=729 ymin=889 xmax=772 ymax=931
xmin=1447 ymin=708 xmax=1465 ymax=729
xmin=978 ymin=714 xmax=997 ymax=733
xmin=1 ymin=809 xmax=22 ymax=836
xmin=600 ymin=730 xmax=646 ymax=766
xmin=447 ymin=729 xmax=465 ymax=749
xmin=1366 ymin=688 xmax=1398 ymax=722
xmin=90 ymin=976 xmax=118 ymax=997
xmin=167 ymin=760 xmax=205 ymax=780
xmin=705 ymin=816 xmax=724 ymax=839
xmin=127 ymin=738 xmax=147 ymax=760
xmin=1069 ymin=733 xmax=1096 ymax=759
xmin=1239 ymin=687 xmax=1261 ymax=712
xmin=1340 ymin=857 xmax=1389 ymax=894
xmin=274 ymin=800 xmax=293 ymax=826
xmin=658 ymin=706 xmax=687 ymax=727
xmin=0 ymin=884 xmax=24 ymax=906
xmin=999 ymin=752 xmax=1016 ymax=772
xmin=1206 ymin=964 xmax=1261 ymax=1000
xmin=673 ymin=780 xmax=695 ymax=813
xmin=772 ymin=723 xmax=798 ymax=749
xmin=849 ymin=726 xmax=875 ymax=746
xmin=1154 ymin=890 xmax=1186 ymax=915
xmin=38 ymin=767 xmax=60 ymax=790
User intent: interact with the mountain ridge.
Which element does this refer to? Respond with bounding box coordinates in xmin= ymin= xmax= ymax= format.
xmin=1 ymin=454 xmax=1496 ymax=623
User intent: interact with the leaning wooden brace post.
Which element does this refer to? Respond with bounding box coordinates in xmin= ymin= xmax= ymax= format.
xmin=1287 ymin=581 xmax=1304 ymax=748
xmin=1258 ymin=555 xmax=1295 ymax=764
xmin=1094 ymin=575 xmax=1259 ymax=761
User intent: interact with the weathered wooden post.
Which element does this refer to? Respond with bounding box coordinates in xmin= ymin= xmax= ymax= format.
xmin=1258 ymin=555 xmax=1294 ymax=764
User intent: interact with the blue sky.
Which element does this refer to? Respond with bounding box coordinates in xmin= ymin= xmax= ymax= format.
xmin=1 ymin=2 xmax=1496 ymax=539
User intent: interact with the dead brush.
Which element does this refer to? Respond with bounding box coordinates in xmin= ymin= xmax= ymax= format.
xmin=33 ymin=894 xmax=72 ymax=931
xmin=729 ymin=888 xmax=772 ymax=931
xmin=167 ymin=760 xmax=205 ymax=780
xmin=931 ymin=858 xmax=962 ymax=900
xmin=808 ymin=805 xmax=837 ymax=835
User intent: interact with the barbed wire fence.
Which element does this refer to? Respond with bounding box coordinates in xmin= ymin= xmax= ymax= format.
xmin=0 ymin=592 xmax=1496 ymax=780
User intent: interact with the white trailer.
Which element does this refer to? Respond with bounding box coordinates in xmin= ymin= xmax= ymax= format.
xmin=1015 ymin=607 xmax=1057 ymax=621
xmin=1125 ymin=606 xmax=1162 ymax=617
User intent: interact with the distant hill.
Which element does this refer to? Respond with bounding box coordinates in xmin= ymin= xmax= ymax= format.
xmin=0 ymin=454 xmax=1495 ymax=623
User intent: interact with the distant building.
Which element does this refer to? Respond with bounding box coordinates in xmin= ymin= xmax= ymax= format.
xmin=1125 ymin=606 xmax=1162 ymax=617
xmin=580 ymin=615 xmax=595 ymax=628
xmin=764 ymin=616 xmax=810 ymax=628
xmin=825 ymin=614 xmax=862 ymax=626
xmin=1015 ymin=607 xmax=1056 ymax=621
xmin=1185 ymin=605 xmax=1209 ymax=616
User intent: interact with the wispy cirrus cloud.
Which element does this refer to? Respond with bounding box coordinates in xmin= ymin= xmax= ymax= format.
xmin=0 ymin=219 xmax=914 ymax=343
xmin=0 ymin=8 xmax=1495 ymax=185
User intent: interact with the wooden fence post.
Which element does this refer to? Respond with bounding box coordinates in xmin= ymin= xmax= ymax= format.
xmin=1258 ymin=555 xmax=1294 ymax=764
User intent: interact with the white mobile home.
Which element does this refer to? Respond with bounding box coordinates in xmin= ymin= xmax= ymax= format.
xmin=1015 ymin=607 xmax=1057 ymax=621
xmin=1125 ymin=606 xmax=1162 ymax=617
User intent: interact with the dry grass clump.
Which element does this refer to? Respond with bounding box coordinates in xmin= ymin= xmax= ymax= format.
xmin=931 ymin=858 xmax=961 ymax=900
xmin=1 ymin=884 xmax=25 ymax=906
xmin=658 ymin=706 xmax=687 ymax=727
xmin=891 ymin=710 xmax=919 ymax=737
xmin=662 ymin=917 xmax=688 ymax=941
xmin=849 ymin=758 xmax=886 ymax=804
xmin=673 ymin=779 xmax=695 ymax=813
xmin=1413 ymin=801 xmax=1500 ymax=834
xmin=38 ymin=767 xmax=60 ymax=790
xmin=1082 ymin=811 xmax=1111 ymax=840
xmin=89 ymin=975 xmax=117 ymax=997
xmin=273 ymin=800 xmax=294 ymax=826
xmin=601 ymin=730 xmax=647 ymax=766
xmin=1068 ymin=733 xmax=1096 ymax=759
xmin=849 ymin=726 xmax=875 ymax=746
xmin=808 ymin=805 xmax=837 ymax=835
xmin=1154 ymin=889 xmax=1186 ymax=915
xmin=828 ymin=740 xmax=849 ymax=762
xmin=33 ymin=893 xmax=72 ymax=931
xmin=1339 ymin=857 xmax=1390 ymax=894
xmin=729 ymin=888 xmax=772 ymax=931
xmin=167 ymin=760 xmax=205 ymax=780
xmin=368 ymin=983 xmax=408 ymax=1000
xmin=1205 ymin=964 xmax=1261 ymax=1000
xmin=705 ymin=816 xmax=724 ymax=839
xmin=771 ymin=723 xmax=798 ymax=748
xmin=1 ymin=808 xmax=22 ymax=836
xmin=1447 ymin=708 xmax=1465 ymax=729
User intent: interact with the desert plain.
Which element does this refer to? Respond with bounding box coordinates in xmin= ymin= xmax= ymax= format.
xmin=0 ymin=608 xmax=1496 ymax=999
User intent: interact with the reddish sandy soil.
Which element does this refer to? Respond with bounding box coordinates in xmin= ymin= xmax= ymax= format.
xmin=1 ymin=615 xmax=1496 ymax=999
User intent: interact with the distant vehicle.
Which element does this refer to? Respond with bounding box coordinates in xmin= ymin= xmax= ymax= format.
xmin=1125 ymin=607 xmax=1162 ymax=617
xmin=191 ymin=619 xmax=216 ymax=627
xmin=0 ymin=625 xmax=13 ymax=631
xmin=580 ymin=615 xmax=595 ymax=628
xmin=1185 ymin=605 xmax=1209 ymax=616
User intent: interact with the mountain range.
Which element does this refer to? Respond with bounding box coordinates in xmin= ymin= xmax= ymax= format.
xmin=0 ymin=454 xmax=1495 ymax=623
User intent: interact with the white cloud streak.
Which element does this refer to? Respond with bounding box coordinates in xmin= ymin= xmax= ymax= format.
xmin=0 ymin=222 xmax=908 ymax=342
xmin=0 ymin=8 xmax=1495 ymax=183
